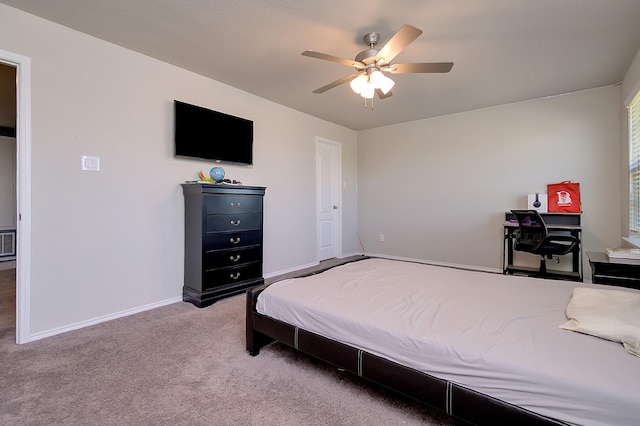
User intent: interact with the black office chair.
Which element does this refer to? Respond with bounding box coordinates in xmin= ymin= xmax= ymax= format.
xmin=510 ymin=209 xmax=578 ymax=275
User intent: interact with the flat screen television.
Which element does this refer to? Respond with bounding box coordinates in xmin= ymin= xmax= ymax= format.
xmin=174 ymin=100 xmax=253 ymax=165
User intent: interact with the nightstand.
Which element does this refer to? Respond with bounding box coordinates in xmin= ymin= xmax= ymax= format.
xmin=587 ymin=251 xmax=640 ymax=289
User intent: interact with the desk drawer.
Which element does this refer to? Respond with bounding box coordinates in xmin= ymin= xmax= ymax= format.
xmin=203 ymin=262 xmax=262 ymax=289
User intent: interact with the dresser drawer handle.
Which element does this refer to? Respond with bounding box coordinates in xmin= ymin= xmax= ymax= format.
xmin=230 ymin=255 xmax=241 ymax=262
xmin=230 ymin=237 xmax=241 ymax=244
xmin=230 ymin=272 xmax=241 ymax=280
xmin=231 ymin=202 xmax=241 ymax=208
xmin=230 ymin=220 xmax=241 ymax=226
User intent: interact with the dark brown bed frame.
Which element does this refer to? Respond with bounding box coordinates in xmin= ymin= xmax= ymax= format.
xmin=246 ymin=283 xmax=568 ymax=425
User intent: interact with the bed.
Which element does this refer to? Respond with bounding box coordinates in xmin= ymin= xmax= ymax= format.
xmin=246 ymin=257 xmax=640 ymax=425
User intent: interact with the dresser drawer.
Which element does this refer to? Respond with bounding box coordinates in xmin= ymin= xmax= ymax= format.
xmin=204 ymin=246 xmax=262 ymax=269
xmin=203 ymin=262 xmax=262 ymax=289
xmin=205 ymin=194 xmax=262 ymax=215
xmin=203 ymin=230 xmax=262 ymax=251
xmin=206 ymin=213 xmax=261 ymax=232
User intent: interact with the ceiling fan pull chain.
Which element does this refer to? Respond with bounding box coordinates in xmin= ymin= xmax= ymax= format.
xmin=363 ymin=96 xmax=375 ymax=110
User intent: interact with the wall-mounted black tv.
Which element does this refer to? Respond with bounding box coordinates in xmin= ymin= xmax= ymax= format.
xmin=174 ymin=100 xmax=253 ymax=165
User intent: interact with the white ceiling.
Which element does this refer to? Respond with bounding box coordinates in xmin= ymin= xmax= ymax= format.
xmin=3 ymin=0 xmax=640 ymax=130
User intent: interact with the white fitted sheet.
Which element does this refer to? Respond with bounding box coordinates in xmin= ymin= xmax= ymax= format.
xmin=256 ymin=258 xmax=640 ymax=426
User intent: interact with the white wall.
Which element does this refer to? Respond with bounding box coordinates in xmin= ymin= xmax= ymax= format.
xmin=358 ymin=86 xmax=623 ymax=277
xmin=0 ymin=4 xmax=358 ymax=337
xmin=622 ymin=51 xmax=640 ymax=105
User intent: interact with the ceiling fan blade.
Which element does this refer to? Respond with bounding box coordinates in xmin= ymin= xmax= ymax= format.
xmin=387 ymin=62 xmax=454 ymax=74
xmin=374 ymin=24 xmax=423 ymax=64
xmin=376 ymin=89 xmax=393 ymax=99
xmin=302 ymin=50 xmax=365 ymax=69
xmin=312 ymin=73 xmax=360 ymax=94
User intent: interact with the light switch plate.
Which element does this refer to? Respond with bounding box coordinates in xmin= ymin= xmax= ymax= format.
xmin=81 ymin=155 xmax=100 ymax=171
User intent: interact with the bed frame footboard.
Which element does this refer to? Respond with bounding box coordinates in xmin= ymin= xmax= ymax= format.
xmin=245 ymin=286 xmax=567 ymax=425
xmin=245 ymin=284 xmax=274 ymax=356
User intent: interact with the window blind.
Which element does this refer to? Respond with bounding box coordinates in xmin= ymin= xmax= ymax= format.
xmin=630 ymin=92 xmax=640 ymax=234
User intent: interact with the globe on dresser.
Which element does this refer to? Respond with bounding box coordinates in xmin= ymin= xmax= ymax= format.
xmin=210 ymin=166 xmax=225 ymax=183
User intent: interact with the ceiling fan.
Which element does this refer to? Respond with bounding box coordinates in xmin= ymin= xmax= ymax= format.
xmin=301 ymin=24 xmax=453 ymax=102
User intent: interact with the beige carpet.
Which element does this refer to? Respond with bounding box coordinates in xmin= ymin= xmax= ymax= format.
xmin=0 ymin=264 xmax=463 ymax=425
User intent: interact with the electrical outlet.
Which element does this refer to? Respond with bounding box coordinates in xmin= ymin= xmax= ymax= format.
xmin=379 ymin=234 xmax=385 ymax=242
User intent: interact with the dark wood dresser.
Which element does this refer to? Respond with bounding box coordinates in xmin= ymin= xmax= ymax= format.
xmin=181 ymin=183 xmax=266 ymax=307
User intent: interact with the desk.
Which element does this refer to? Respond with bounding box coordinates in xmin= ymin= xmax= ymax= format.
xmin=503 ymin=212 xmax=582 ymax=281
xmin=587 ymin=251 xmax=640 ymax=289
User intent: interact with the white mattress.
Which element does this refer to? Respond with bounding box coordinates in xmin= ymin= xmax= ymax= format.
xmin=256 ymin=258 xmax=640 ymax=426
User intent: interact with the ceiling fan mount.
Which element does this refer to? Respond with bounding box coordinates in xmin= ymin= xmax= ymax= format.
xmin=301 ymin=24 xmax=454 ymax=102
xmin=355 ymin=32 xmax=381 ymax=64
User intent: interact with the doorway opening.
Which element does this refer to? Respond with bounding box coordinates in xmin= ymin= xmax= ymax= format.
xmin=0 ymin=49 xmax=32 ymax=344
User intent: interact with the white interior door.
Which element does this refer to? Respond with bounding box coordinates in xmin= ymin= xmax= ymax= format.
xmin=316 ymin=138 xmax=342 ymax=261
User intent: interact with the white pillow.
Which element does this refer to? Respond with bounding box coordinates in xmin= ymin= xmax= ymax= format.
xmin=559 ymin=287 xmax=640 ymax=357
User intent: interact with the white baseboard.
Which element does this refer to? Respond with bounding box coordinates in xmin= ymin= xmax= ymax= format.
xmin=27 ymin=254 xmax=359 ymax=342
xmin=28 ymin=252 xmax=494 ymax=342
xmin=28 ymin=296 xmax=183 ymax=342
xmin=364 ymin=252 xmax=503 ymax=274
xmin=339 ymin=251 xmax=364 ymax=258
xmin=264 ymin=261 xmax=319 ymax=279
xmin=264 ymin=252 xmax=366 ymax=280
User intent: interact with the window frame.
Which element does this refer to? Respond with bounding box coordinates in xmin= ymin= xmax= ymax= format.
xmin=628 ymin=91 xmax=640 ymax=240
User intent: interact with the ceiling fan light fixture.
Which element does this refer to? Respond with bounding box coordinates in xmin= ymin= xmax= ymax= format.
xmin=370 ymin=70 xmax=395 ymax=94
xmin=349 ymin=74 xmax=368 ymax=94
xmin=360 ymin=82 xmax=375 ymax=99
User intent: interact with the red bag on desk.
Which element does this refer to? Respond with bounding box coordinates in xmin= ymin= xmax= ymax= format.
xmin=547 ymin=181 xmax=581 ymax=212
